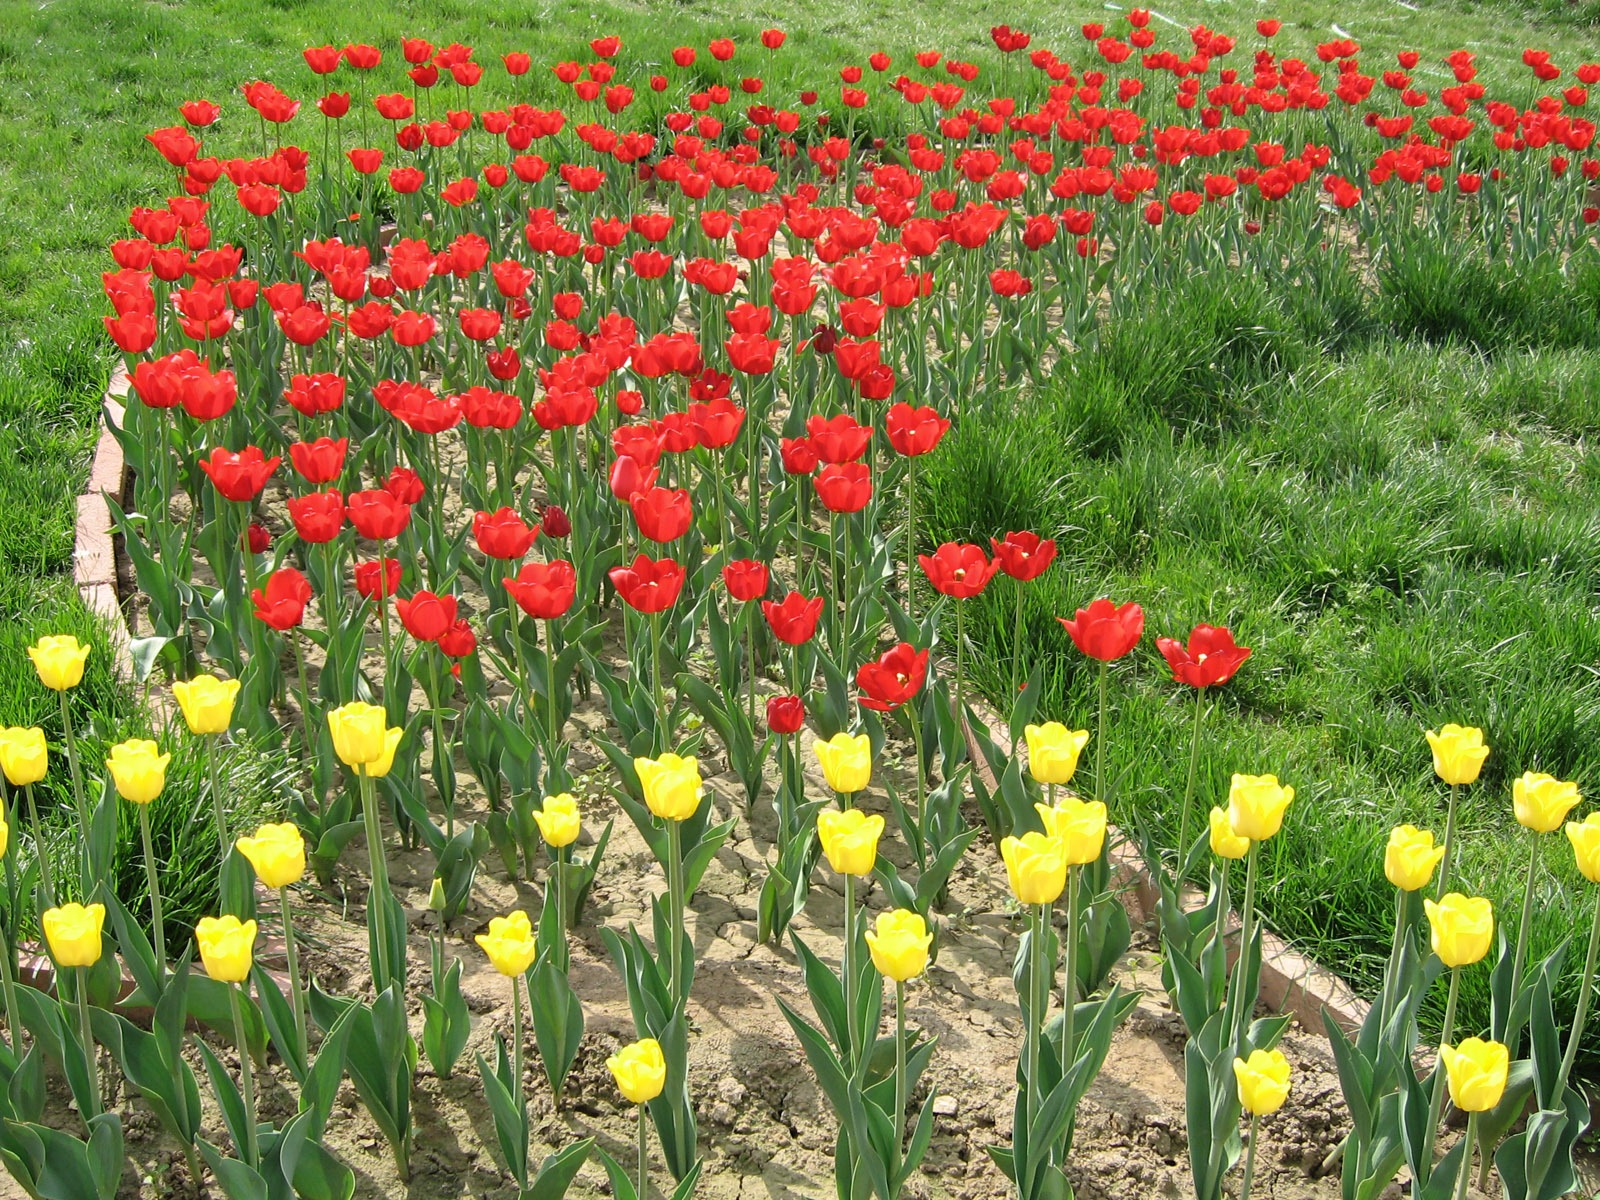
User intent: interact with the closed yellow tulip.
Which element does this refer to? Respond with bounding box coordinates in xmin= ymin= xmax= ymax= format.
xmin=1566 ymin=813 xmax=1600 ymax=883
xmin=1024 ymin=723 xmax=1090 ymax=786
xmin=814 ymin=732 xmax=873 ymax=795
xmin=1209 ymin=806 xmax=1249 ymax=859
xmin=106 ymin=738 xmax=170 ymax=805
xmin=634 ymin=753 xmax=703 ymax=821
xmin=1425 ymin=724 xmax=1488 ymax=786
xmin=817 ymin=807 xmax=884 ymax=877
xmin=1512 ymin=772 xmax=1580 ymax=834
xmin=42 ymin=902 xmax=105 ymax=967
xmin=0 ymin=727 xmax=47 ymax=787
xmin=1384 ymin=825 xmax=1446 ymax=892
xmin=475 ymin=910 xmax=538 ymax=977
xmin=235 ymin=823 xmax=306 ymax=889
xmin=1439 ymin=1038 xmax=1509 ymax=1112
xmin=364 ymin=726 xmax=404 ymax=779
xmin=0 ymin=817 xmax=10 ymax=861
xmin=172 ymin=674 xmax=241 ymax=736
xmin=533 ymin=793 xmax=582 ymax=848
xmin=327 ymin=702 xmax=393 ymax=768
xmin=195 ymin=915 xmax=257 ymax=983
xmin=866 ymin=909 xmax=932 ymax=982
xmin=1001 ymin=831 xmax=1067 ymax=905
xmin=1425 ymin=893 xmax=1494 ymax=968
xmin=1233 ymin=1048 xmax=1292 ymax=1116
xmin=608 ymin=1037 xmax=667 ymax=1104
xmin=1035 ymin=797 xmax=1106 ymax=865
xmin=28 ymin=635 xmax=90 ymax=691
xmin=1227 ymin=774 xmax=1294 ymax=842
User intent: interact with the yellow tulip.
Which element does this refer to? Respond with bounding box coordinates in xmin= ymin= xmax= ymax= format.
xmin=1512 ymin=772 xmax=1580 ymax=834
xmin=195 ymin=915 xmax=257 ymax=983
xmin=817 ymin=807 xmax=884 ymax=877
xmin=28 ymin=635 xmax=90 ymax=691
xmin=1209 ymin=806 xmax=1249 ymax=859
xmin=1233 ymin=1048 xmax=1292 ymax=1116
xmin=1001 ymin=831 xmax=1067 ymax=905
xmin=1035 ymin=798 xmax=1106 ymax=865
xmin=105 ymin=738 xmax=170 ymax=805
xmin=475 ymin=910 xmax=539 ymax=977
xmin=1226 ymin=774 xmax=1294 ymax=842
xmin=634 ymin=753 xmax=703 ymax=821
xmin=42 ymin=902 xmax=105 ymax=967
xmin=1424 ymin=893 xmax=1495 ymax=968
xmin=533 ymin=793 xmax=582 ymax=848
xmin=327 ymin=702 xmax=393 ymax=768
xmin=1439 ymin=1038 xmax=1510 ymax=1112
xmin=1024 ymin=723 xmax=1090 ymax=786
xmin=0 ymin=817 xmax=10 ymax=860
xmin=235 ymin=823 xmax=306 ymax=889
xmin=364 ymin=727 xmax=404 ymax=779
xmin=0 ymin=727 xmax=47 ymax=787
xmin=1425 ymin=724 xmax=1488 ymax=786
xmin=607 ymin=1037 xmax=667 ymax=1104
xmin=814 ymin=732 xmax=873 ymax=794
xmin=172 ymin=674 xmax=241 ymax=736
xmin=1566 ymin=813 xmax=1600 ymax=883
xmin=865 ymin=909 xmax=932 ymax=982
xmin=1384 ymin=825 xmax=1446 ymax=892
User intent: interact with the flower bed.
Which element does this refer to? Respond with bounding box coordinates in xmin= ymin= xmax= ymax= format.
xmin=5 ymin=15 xmax=1600 ymax=1200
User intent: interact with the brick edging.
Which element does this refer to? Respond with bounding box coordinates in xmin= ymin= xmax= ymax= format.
xmin=74 ymin=365 xmax=136 ymax=677
xmin=959 ymin=713 xmax=1369 ymax=1037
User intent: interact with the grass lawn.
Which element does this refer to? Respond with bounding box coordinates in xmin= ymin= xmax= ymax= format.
xmin=2 ymin=0 xmax=1598 ymax=1051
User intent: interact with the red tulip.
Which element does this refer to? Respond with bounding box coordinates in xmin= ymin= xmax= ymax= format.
xmin=918 ymin=542 xmax=999 ymax=599
xmin=767 ymin=694 xmax=805 ymax=734
xmin=287 ymin=489 xmax=345 ymax=544
xmin=780 ymin=437 xmax=820 ymax=475
xmin=438 ymin=618 xmax=478 ymax=658
xmin=395 ymin=591 xmax=459 ymax=642
xmin=353 ymin=558 xmax=402 ymax=600
xmin=762 ymin=592 xmax=825 ymax=645
xmin=886 ymin=403 xmax=951 ymax=456
xmin=723 ymin=559 xmax=770 ymax=602
xmin=806 ymin=413 xmax=872 ymax=463
xmin=505 ymin=560 xmax=578 ymax=619
xmin=856 ymin=642 xmax=929 ymax=711
xmin=199 ymin=446 xmax=280 ymax=502
xmin=346 ymin=489 xmax=412 ymax=540
xmin=631 ymin=487 xmax=694 ymax=542
xmin=1059 ymin=598 xmax=1144 ymax=662
xmin=289 ymin=437 xmax=349 ymax=485
xmin=252 ymin=567 xmax=313 ymax=630
xmin=473 ymin=508 xmax=537 ymax=559
xmin=542 ymin=504 xmax=572 ymax=539
xmin=990 ymin=532 xmax=1057 ymax=582
xmin=384 ymin=466 xmax=426 ymax=506
xmin=1157 ymin=625 xmax=1251 ymax=688
xmin=813 ymin=462 xmax=872 ymax=513
xmin=610 ymin=554 xmax=687 ymax=613
xmin=689 ymin=399 xmax=746 ymax=448
xmin=246 ymin=523 xmax=272 ymax=555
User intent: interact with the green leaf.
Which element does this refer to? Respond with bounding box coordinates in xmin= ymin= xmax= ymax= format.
xmin=198 ymin=1137 xmax=269 ymax=1200
xmin=528 ymin=960 xmax=584 ymax=1094
xmin=522 ymin=1137 xmax=594 ymax=1200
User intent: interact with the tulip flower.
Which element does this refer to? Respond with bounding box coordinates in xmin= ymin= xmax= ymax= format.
xmin=1024 ymin=723 xmax=1089 ymax=787
xmin=1209 ymin=806 xmax=1250 ymax=859
xmin=609 ymin=1037 xmax=667 ymax=1200
xmin=0 ymin=727 xmax=50 ymax=898
xmin=1226 ymin=774 xmax=1294 ymax=843
xmin=817 ymin=808 xmax=884 ymax=877
xmin=198 ymin=915 xmax=260 ymax=1165
xmin=1425 ymin=724 xmax=1488 ymax=895
xmin=1560 ymin=814 xmax=1600 ymax=1098
xmin=1157 ymin=624 xmax=1251 ymax=873
xmin=762 ymin=591 xmax=825 ymax=645
xmin=237 ymin=822 xmax=309 ymax=1053
xmin=476 ymin=910 xmax=539 ymax=977
xmin=172 ymin=673 xmax=240 ymax=735
xmin=633 ymin=752 xmax=704 ymax=1008
xmin=1001 ymin=831 xmax=1068 ymax=906
xmin=328 ymin=701 xmax=404 ymax=988
xmin=814 ymin=732 xmax=872 ymax=798
xmin=1440 ymin=1038 xmax=1508 ymax=1112
xmin=44 ymin=902 xmax=107 ymax=1114
xmin=1384 ymin=825 xmax=1445 ymax=892
xmin=866 ymin=909 xmax=931 ymax=983
xmin=107 ymin=737 xmax=172 ymax=970
xmin=1232 ymin=1048 xmax=1291 ymax=1200
xmin=1058 ymin=600 xmax=1144 ymax=808
xmin=1420 ymin=892 xmax=1495 ymax=1174
xmin=532 ymin=793 xmax=581 ymax=849
xmin=1505 ymin=772 xmax=1581 ymax=1020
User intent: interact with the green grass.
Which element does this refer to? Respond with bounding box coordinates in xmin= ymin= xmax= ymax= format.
xmin=920 ymin=262 xmax=1600 ymax=1065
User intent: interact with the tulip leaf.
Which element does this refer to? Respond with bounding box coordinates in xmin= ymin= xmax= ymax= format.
xmin=251 ymin=964 xmax=305 ymax=1082
xmin=299 ymin=997 xmax=356 ymax=1140
xmin=593 ymin=1147 xmax=640 ymax=1200
xmin=198 ymin=1137 xmax=268 ymax=1200
xmin=528 ymin=958 xmax=584 ymax=1093
xmin=522 ymin=1137 xmax=594 ymax=1200
xmin=477 ymin=1038 xmax=529 ymax=1188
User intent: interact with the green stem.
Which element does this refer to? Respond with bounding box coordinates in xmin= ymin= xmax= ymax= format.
xmin=637 ymin=1100 xmax=650 ymax=1200
xmin=905 ymin=457 xmax=917 ymax=624
xmin=57 ymin=690 xmax=90 ymax=886
xmin=359 ymin=769 xmax=392 ymax=991
xmin=1025 ymin=905 xmax=1045 ymax=1125
xmin=1422 ymin=968 xmax=1462 ymax=1182
xmin=1507 ymin=829 xmax=1540 ymax=1046
xmin=513 ymin=973 xmax=528 ymax=1179
xmin=894 ymin=981 xmax=907 ymax=1172
xmin=844 ymin=872 xmax=858 ymax=1070
xmin=1240 ymin=1114 xmax=1260 ymax=1200
xmin=1230 ymin=842 xmax=1261 ymax=1054
xmin=910 ymin=702 xmax=928 ymax=872
xmin=1454 ymin=1113 xmax=1478 ymax=1200
xmin=281 ymin=887 xmax=308 ymax=1067
xmin=138 ymin=803 xmax=166 ymax=978
xmin=1177 ymin=688 xmax=1206 ymax=879
xmin=955 ymin=598 xmax=966 ymax=719
xmin=77 ymin=967 xmax=100 ymax=1117
xmin=230 ymin=984 xmax=259 ymax=1168
xmin=206 ymin=736 xmax=230 ymax=864
xmin=1378 ymin=888 xmax=1407 ymax=1034
xmin=667 ymin=818 xmax=684 ymax=1012
xmin=1011 ymin=579 xmax=1024 ymax=701
xmin=23 ymin=784 xmax=53 ymax=902
xmin=1063 ymin=865 xmax=1079 ymax=1078
xmin=1438 ymin=783 xmax=1461 ymax=896
xmin=650 ymin=610 xmax=666 ymax=752
xmin=1094 ymin=661 xmax=1108 ymax=805
xmin=1555 ymin=885 xmax=1600 ymax=1097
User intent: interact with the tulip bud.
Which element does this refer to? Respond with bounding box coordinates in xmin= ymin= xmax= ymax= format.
xmin=866 ymin=909 xmax=932 ymax=982
xmin=766 ymin=695 xmax=805 ymax=735
xmin=475 ymin=910 xmax=538 ymax=976
xmin=814 ymin=732 xmax=872 ymax=794
xmin=607 ymin=1037 xmax=667 ymax=1104
xmin=1439 ymin=1038 xmax=1509 ymax=1112
xmin=1425 ymin=724 xmax=1489 ymax=786
xmin=1233 ymin=1049 xmax=1291 ymax=1115
xmin=634 ymin=753 xmax=703 ymax=821
xmin=1209 ymin=806 xmax=1250 ymax=859
xmin=1383 ymin=825 xmax=1445 ymax=892
xmin=1000 ymin=831 xmax=1068 ymax=905
xmin=1425 ymin=893 xmax=1495 ymax=967
xmin=541 ymin=504 xmax=572 ymax=538
xmin=817 ymin=807 xmax=884 ymax=876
